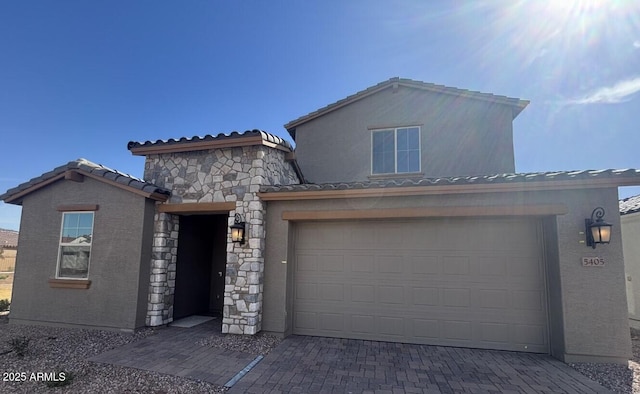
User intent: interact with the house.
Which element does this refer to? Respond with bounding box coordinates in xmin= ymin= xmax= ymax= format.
xmin=2 ymin=78 xmax=639 ymax=364
xmin=0 ymin=160 xmax=170 ymax=330
xmin=0 ymin=228 xmax=18 ymax=272
xmin=620 ymin=195 xmax=640 ymax=329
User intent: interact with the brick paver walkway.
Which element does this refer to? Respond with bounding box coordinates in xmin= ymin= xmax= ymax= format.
xmin=89 ymin=319 xmax=256 ymax=386
xmin=229 ymin=336 xmax=610 ymax=393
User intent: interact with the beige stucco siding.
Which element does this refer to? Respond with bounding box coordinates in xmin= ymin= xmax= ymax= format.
xmin=293 ymin=86 xmax=515 ymax=183
xmin=263 ymin=187 xmax=630 ymax=363
xmin=10 ymin=177 xmax=154 ymax=331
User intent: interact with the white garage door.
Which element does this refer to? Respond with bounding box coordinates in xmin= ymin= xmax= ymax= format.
xmin=292 ymin=217 xmax=549 ymax=353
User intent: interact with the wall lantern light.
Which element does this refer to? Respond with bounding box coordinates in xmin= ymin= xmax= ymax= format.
xmin=585 ymin=207 xmax=612 ymax=249
xmin=230 ymin=213 xmax=246 ymax=244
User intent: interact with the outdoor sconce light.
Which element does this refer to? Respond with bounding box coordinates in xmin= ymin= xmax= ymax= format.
xmin=585 ymin=207 xmax=612 ymax=249
xmin=230 ymin=213 xmax=246 ymax=244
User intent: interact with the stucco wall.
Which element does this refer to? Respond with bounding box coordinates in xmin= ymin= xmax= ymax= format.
xmin=10 ymin=177 xmax=154 ymax=331
xmin=293 ymin=85 xmax=516 ymax=183
xmin=622 ymin=213 xmax=640 ymax=328
xmin=263 ymin=187 xmax=630 ymax=363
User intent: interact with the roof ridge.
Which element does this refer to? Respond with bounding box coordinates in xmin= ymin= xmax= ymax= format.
xmin=0 ymin=158 xmax=170 ymax=205
xmin=284 ymin=77 xmax=530 ymax=136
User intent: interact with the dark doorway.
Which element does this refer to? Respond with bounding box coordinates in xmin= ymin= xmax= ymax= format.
xmin=173 ymin=214 xmax=227 ymax=320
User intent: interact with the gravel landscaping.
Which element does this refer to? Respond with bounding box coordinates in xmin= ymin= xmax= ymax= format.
xmin=198 ymin=330 xmax=282 ymax=356
xmin=3 ymin=312 xmax=640 ymax=393
xmin=0 ymin=315 xmax=227 ymax=393
xmin=568 ymin=328 xmax=640 ymax=393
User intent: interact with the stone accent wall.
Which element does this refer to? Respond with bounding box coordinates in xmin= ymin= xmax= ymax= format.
xmin=142 ymin=145 xmax=298 ymax=334
xmin=146 ymin=212 xmax=179 ymax=326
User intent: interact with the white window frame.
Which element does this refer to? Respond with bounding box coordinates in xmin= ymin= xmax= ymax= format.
xmin=371 ymin=126 xmax=421 ymax=175
xmin=56 ymin=211 xmax=95 ymax=280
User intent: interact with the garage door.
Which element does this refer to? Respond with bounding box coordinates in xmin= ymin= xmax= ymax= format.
xmin=292 ymin=217 xmax=549 ymax=353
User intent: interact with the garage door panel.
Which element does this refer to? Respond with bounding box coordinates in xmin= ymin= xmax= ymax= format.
xmin=513 ymin=324 xmax=547 ymax=346
xmin=348 ymin=224 xmax=376 ymax=247
xmin=293 ymin=218 xmax=549 ymax=353
xmin=351 ymin=255 xmax=374 ymax=272
xmin=319 ymin=284 xmax=344 ymax=301
xmin=412 ymin=287 xmax=440 ymax=306
xmin=378 ymin=286 xmax=406 ymax=305
xmin=411 ymin=255 xmax=440 ymax=274
xmin=294 ymin=281 xmax=317 ymax=300
xmin=413 ymin=319 xmax=440 ymax=338
xmin=477 ymin=289 xmax=509 ymax=309
xmin=443 ymin=320 xmax=473 ymax=340
xmin=512 ymin=290 xmax=545 ymax=310
xmin=352 ymin=315 xmax=375 ymax=333
xmin=296 ymin=254 xmax=317 ymax=272
xmin=509 ymin=257 xmax=543 ymax=278
xmin=377 ymin=255 xmax=404 ymax=273
xmin=378 ymin=317 xmax=405 ymax=336
xmin=296 ymin=225 xmax=345 ymax=249
xmin=319 ymin=313 xmax=344 ymax=331
xmin=351 ymin=285 xmax=375 ymax=303
xmin=294 ymin=311 xmax=317 ymax=330
xmin=442 ymin=256 xmax=471 ymax=275
xmin=479 ymin=323 xmax=510 ymax=343
xmin=472 ymin=257 xmax=508 ymax=276
xmin=442 ymin=288 xmax=471 ymax=307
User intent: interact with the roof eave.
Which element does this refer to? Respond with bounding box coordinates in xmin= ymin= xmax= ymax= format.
xmin=128 ymin=130 xmax=293 ymax=156
xmin=1 ymin=170 xmax=170 ymax=205
xmin=258 ymin=176 xmax=640 ymax=201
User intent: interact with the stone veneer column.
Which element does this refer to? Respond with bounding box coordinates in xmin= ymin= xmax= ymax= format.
xmin=146 ymin=212 xmax=179 ymax=326
xmin=143 ymin=145 xmax=298 ymax=332
xmin=223 ymin=200 xmax=264 ymax=334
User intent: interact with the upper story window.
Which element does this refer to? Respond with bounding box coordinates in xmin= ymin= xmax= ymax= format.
xmin=372 ymin=126 xmax=420 ymax=174
xmin=57 ymin=212 xmax=94 ymax=279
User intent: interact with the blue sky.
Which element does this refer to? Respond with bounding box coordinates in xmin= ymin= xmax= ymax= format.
xmin=1 ymin=1 xmax=640 ymax=231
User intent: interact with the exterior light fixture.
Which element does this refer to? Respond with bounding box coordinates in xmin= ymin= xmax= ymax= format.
xmin=230 ymin=213 xmax=246 ymax=244
xmin=585 ymin=207 xmax=612 ymax=249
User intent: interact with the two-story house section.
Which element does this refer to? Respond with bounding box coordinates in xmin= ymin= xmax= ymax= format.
xmin=260 ymin=78 xmax=635 ymax=364
xmin=286 ymin=77 xmax=527 ymax=183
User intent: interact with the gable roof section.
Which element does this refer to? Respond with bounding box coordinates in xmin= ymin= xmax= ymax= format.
xmin=620 ymin=194 xmax=640 ymax=215
xmin=0 ymin=159 xmax=171 ymax=205
xmin=128 ymin=129 xmax=293 ymax=156
xmin=0 ymin=228 xmax=18 ymax=248
xmin=284 ymin=77 xmax=530 ymax=138
xmin=259 ymin=169 xmax=640 ymax=200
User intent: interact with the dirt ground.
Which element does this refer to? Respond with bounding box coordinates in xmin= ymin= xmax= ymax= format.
xmin=0 ymin=272 xmax=13 ymax=301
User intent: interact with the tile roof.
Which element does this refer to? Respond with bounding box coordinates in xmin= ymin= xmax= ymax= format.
xmin=284 ymin=77 xmax=530 ymax=136
xmin=127 ymin=129 xmax=293 ymax=153
xmin=261 ymin=169 xmax=640 ymax=193
xmin=0 ymin=228 xmax=18 ymax=247
xmin=620 ymin=195 xmax=640 ymax=215
xmin=0 ymin=158 xmax=171 ymax=205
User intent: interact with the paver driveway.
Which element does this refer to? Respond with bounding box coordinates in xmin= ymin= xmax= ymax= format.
xmin=229 ymin=335 xmax=610 ymax=393
xmin=90 ymin=318 xmax=611 ymax=393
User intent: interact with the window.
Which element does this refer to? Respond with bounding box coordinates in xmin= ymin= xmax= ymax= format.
xmin=372 ymin=126 xmax=420 ymax=174
xmin=57 ymin=212 xmax=94 ymax=279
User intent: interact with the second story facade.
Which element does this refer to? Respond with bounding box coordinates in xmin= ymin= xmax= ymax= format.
xmin=285 ymin=78 xmax=528 ymax=184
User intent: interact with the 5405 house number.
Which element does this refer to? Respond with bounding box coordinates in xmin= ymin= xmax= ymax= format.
xmin=582 ymin=257 xmax=605 ymax=267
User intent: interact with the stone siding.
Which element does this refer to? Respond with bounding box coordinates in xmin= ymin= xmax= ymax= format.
xmin=143 ymin=145 xmax=298 ymax=334
xmin=147 ymin=212 xmax=179 ymax=326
